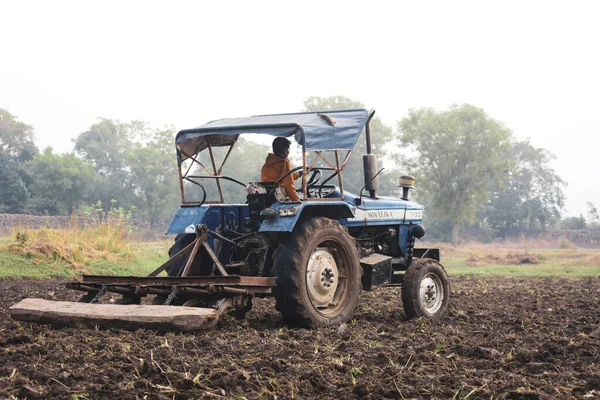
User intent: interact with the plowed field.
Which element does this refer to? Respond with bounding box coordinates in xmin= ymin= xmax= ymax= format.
xmin=1 ymin=277 xmax=599 ymax=399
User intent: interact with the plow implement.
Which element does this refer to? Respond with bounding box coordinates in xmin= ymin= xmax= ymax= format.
xmin=9 ymin=226 xmax=278 ymax=332
xmin=10 ymin=275 xmax=276 ymax=332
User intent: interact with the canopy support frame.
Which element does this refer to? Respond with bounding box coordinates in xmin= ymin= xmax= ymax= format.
xmin=177 ymin=141 xmax=238 ymax=205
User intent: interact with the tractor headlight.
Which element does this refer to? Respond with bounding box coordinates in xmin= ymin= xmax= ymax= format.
xmin=278 ymin=207 xmax=299 ymax=217
xmin=259 ymin=208 xmax=277 ymax=220
xmin=410 ymin=224 xmax=426 ymax=239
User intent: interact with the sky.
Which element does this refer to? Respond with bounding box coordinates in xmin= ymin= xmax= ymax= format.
xmin=1 ymin=0 xmax=599 ymax=217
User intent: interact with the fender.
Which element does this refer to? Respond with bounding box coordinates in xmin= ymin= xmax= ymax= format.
xmin=258 ymin=201 xmax=354 ymax=232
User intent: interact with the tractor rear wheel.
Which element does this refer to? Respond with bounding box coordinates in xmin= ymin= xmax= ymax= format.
xmin=402 ymin=258 xmax=449 ymax=320
xmin=273 ymin=217 xmax=361 ymax=328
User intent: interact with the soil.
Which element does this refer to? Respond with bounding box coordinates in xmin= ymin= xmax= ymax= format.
xmin=1 ymin=277 xmax=599 ymax=399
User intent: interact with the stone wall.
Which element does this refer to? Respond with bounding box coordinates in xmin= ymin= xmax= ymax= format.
xmin=540 ymin=230 xmax=600 ymax=247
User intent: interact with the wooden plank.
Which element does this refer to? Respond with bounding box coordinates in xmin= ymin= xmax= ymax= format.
xmin=9 ymin=298 xmax=220 ymax=332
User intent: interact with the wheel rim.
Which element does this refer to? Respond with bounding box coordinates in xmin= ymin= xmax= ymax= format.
xmin=419 ymin=273 xmax=444 ymax=314
xmin=306 ymin=247 xmax=340 ymax=310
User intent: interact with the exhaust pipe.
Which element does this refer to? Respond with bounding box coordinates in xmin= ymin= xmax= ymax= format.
xmin=363 ymin=110 xmax=378 ymax=199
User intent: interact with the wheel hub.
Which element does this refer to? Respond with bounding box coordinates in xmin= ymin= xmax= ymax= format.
xmin=306 ymin=248 xmax=339 ymax=308
xmin=419 ymin=273 xmax=443 ymax=313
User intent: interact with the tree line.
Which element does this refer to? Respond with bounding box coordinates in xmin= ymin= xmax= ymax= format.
xmin=0 ymin=110 xmax=180 ymax=227
xmin=0 ymin=97 xmax=591 ymax=243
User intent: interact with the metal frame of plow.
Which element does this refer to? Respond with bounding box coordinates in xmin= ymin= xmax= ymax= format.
xmin=148 ymin=224 xmax=228 ymax=278
xmin=66 ymin=220 xmax=276 ymax=301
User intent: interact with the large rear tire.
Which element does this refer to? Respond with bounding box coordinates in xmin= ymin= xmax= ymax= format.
xmin=273 ymin=217 xmax=361 ymax=328
xmin=402 ymin=258 xmax=449 ymax=320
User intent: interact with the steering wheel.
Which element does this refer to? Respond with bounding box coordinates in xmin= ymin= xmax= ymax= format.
xmin=296 ymin=169 xmax=322 ymax=193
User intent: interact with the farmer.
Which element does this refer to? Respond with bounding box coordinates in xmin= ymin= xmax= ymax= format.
xmin=261 ymin=137 xmax=301 ymax=201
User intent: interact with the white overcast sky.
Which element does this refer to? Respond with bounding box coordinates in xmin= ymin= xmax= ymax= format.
xmin=1 ymin=0 xmax=598 ymax=217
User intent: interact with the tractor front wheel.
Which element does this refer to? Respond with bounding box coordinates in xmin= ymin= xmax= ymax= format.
xmin=402 ymin=258 xmax=449 ymax=320
xmin=273 ymin=217 xmax=361 ymax=328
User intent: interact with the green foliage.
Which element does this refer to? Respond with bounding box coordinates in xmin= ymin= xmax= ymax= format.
xmin=586 ymin=202 xmax=600 ymax=230
xmin=587 ymin=202 xmax=599 ymax=222
xmin=398 ymin=104 xmax=513 ymax=244
xmin=0 ymin=163 xmax=30 ymax=213
xmin=73 ymin=118 xmax=137 ymax=211
xmin=348 ymin=366 xmax=363 ymax=385
xmin=483 ymin=140 xmax=565 ymax=238
xmin=0 ymin=109 xmax=38 ymax=162
xmin=0 ymin=109 xmax=38 ymax=212
xmin=74 ymin=120 xmax=179 ymax=227
xmin=25 ymin=147 xmax=96 ymax=215
xmin=561 ymin=215 xmax=587 ymax=230
xmin=81 ymin=199 xmax=135 ymax=223
xmin=127 ymin=128 xmax=179 ymax=227
xmin=73 ymin=118 xmax=133 ymax=175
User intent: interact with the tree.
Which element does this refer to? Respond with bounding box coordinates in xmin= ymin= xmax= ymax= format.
xmin=398 ymin=104 xmax=513 ymax=245
xmin=26 ymin=148 xmax=96 ymax=215
xmin=74 ymin=118 xmax=133 ymax=174
xmin=586 ymin=202 xmax=599 ymax=223
xmin=561 ymin=215 xmax=587 ymax=230
xmin=303 ymin=96 xmax=400 ymax=196
xmin=484 ymin=140 xmax=565 ymax=238
xmin=586 ymin=201 xmax=599 ymax=231
xmin=73 ymin=119 xmax=137 ymax=211
xmin=127 ymin=128 xmax=180 ymax=227
xmin=0 ymin=109 xmax=38 ymax=213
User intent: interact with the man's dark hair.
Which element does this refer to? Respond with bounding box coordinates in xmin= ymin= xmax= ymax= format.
xmin=272 ymin=137 xmax=291 ymax=156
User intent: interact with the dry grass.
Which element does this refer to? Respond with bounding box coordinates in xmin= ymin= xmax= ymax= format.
xmin=465 ymin=252 xmax=540 ymax=266
xmin=423 ymin=237 xmax=596 ymax=260
xmin=586 ymin=254 xmax=600 ymax=267
xmin=421 ymin=238 xmax=600 ymax=277
xmin=8 ymin=220 xmax=136 ymax=271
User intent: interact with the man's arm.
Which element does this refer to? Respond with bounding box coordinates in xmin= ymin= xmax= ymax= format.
xmin=281 ymin=159 xmax=300 ymax=201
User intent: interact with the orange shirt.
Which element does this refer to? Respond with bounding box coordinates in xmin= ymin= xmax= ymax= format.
xmin=260 ymin=153 xmax=299 ymax=201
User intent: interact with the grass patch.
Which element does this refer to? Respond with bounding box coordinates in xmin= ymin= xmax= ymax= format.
xmin=0 ymin=224 xmax=169 ymax=279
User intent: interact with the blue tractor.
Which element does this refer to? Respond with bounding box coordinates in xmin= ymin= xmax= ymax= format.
xmin=10 ymin=109 xmax=449 ymax=331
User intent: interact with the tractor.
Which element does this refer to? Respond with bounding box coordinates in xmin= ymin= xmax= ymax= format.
xmin=10 ymin=109 xmax=449 ymax=331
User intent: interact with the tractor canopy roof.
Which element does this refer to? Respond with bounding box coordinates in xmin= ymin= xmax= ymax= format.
xmin=176 ymin=109 xmax=369 ymax=160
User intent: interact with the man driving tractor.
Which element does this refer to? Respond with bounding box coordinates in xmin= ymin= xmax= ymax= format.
xmin=261 ymin=137 xmax=301 ymax=201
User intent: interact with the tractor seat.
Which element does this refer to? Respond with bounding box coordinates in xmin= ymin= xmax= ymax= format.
xmin=246 ymin=182 xmax=284 ymax=218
